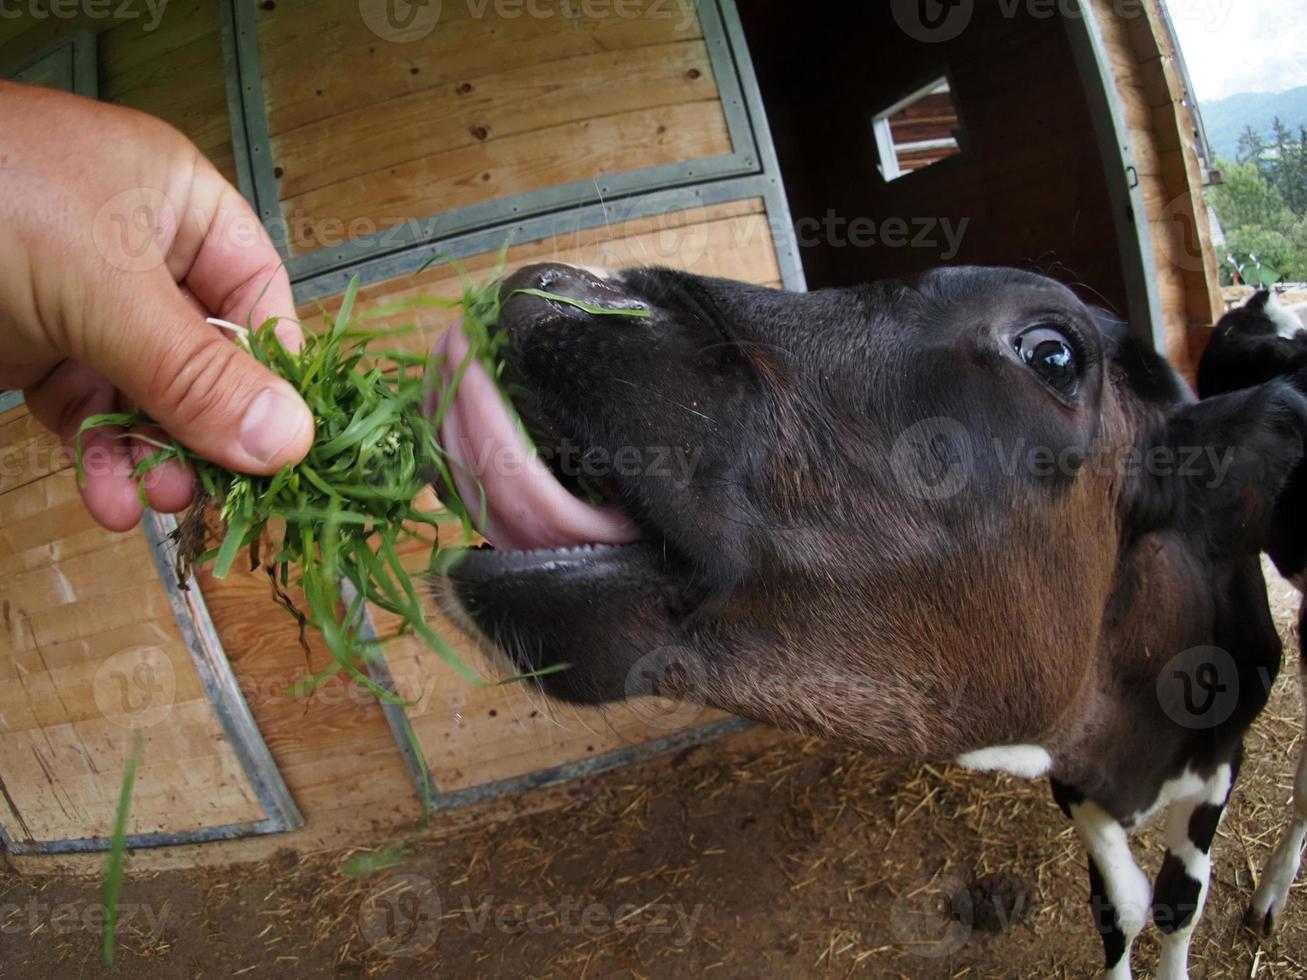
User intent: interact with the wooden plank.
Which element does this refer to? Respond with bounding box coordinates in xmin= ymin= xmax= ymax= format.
xmin=2 ymin=617 xmax=177 ymax=681
xmin=0 ymin=404 xmax=28 ymax=425
xmin=96 ymin=0 xmax=220 ymax=94
xmin=1115 ymin=80 xmax=1154 ymax=133
xmin=1137 ymin=53 xmax=1179 ymax=109
xmin=273 ymin=39 xmax=721 ymax=200
xmin=1151 ymin=261 xmax=1189 ymax=321
xmin=1123 ymin=0 xmax=1165 ymax=65
xmin=259 ymin=0 xmax=705 ymax=136
xmin=299 ymin=200 xmax=774 ymax=337
xmin=0 ymin=715 xmax=262 ymax=841
xmin=0 ymin=517 xmax=115 ymax=580
xmin=284 ymin=100 xmax=732 ymax=254
xmin=1 ymin=633 xmax=205 ymax=731
xmin=195 ymin=559 xmax=421 ymax=837
xmin=3 ymin=534 xmax=160 ymax=614
xmin=1149 ymin=102 xmax=1184 ymax=154
xmin=0 ymin=475 xmax=267 ymax=844
xmin=1127 ymin=124 xmax=1163 ymax=177
xmin=0 ymin=412 xmax=70 ymax=496
xmin=1162 ymin=310 xmax=1193 ymax=380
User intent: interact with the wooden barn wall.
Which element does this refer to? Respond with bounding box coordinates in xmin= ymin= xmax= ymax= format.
xmin=0 ymin=1 xmax=236 ymax=184
xmin=1 ymin=0 xmax=785 ymax=862
xmin=737 ymin=3 xmax=1126 ymax=316
xmin=256 ymin=0 xmax=735 ymax=256
xmin=1087 ymin=0 xmax=1224 ymax=379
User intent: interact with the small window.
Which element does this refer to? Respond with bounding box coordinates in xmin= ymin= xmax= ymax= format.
xmin=873 ymin=77 xmax=963 ymax=182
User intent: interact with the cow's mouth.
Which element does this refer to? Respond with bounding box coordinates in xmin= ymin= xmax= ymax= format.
xmin=427 ymin=274 xmax=690 ymax=695
xmin=428 ymin=279 xmax=665 ymax=590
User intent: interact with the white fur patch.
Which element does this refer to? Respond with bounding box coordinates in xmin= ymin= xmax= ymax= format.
xmin=1072 ymin=800 xmax=1153 ymax=939
xmin=1154 ymin=764 xmax=1233 ymax=979
xmin=1265 ymin=292 xmax=1305 ymax=339
xmin=1126 ymin=769 xmax=1206 ymax=828
xmin=956 ymin=744 xmax=1052 ymax=779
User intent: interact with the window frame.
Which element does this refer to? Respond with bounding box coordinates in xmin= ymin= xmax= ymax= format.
xmin=871 ymin=73 xmax=966 ymax=183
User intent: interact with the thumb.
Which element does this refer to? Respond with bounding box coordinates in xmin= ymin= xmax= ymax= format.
xmin=95 ymin=273 xmax=313 ymax=473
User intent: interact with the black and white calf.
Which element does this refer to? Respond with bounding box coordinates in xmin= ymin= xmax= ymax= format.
xmin=1199 ymin=288 xmax=1307 ymax=936
xmin=433 ymin=265 xmax=1307 ymax=978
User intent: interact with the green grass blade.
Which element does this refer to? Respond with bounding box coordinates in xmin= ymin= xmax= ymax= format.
xmin=211 ymin=516 xmax=252 ymax=579
xmin=102 ymin=731 xmax=143 ymax=965
xmin=508 ymin=288 xmax=652 ymax=318
xmin=332 ymin=276 xmax=361 ymax=340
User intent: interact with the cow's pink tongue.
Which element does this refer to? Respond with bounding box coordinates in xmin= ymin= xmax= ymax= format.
xmin=429 ymin=324 xmax=639 ymax=551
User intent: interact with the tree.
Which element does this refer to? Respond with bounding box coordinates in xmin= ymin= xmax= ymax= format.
xmin=1208 ymin=160 xmax=1307 ymax=283
xmin=1237 ymin=125 xmax=1266 ymax=165
xmin=1210 ymin=161 xmax=1295 ymax=228
xmin=1269 ymin=118 xmax=1307 ymax=217
xmin=1235 ymin=118 xmax=1307 ymax=219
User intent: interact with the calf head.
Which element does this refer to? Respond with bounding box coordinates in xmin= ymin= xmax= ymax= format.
xmin=435 ymin=265 xmax=1307 ymax=763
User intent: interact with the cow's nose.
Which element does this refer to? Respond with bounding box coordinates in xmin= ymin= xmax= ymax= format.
xmin=499 ymin=262 xmax=646 ymax=318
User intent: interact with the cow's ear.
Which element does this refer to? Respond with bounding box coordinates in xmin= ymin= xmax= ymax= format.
xmin=1125 ymin=380 xmax=1307 ymax=556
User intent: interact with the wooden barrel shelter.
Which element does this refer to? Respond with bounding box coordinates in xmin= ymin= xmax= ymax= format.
xmin=0 ymin=0 xmax=1221 ymax=871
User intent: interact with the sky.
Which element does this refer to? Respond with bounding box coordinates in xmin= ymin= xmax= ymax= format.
xmin=1163 ymin=0 xmax=1307 ymax=102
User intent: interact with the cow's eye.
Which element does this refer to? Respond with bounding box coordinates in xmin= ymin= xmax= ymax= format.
xmin=1013 ymin=325 xmax=1078 ymax=396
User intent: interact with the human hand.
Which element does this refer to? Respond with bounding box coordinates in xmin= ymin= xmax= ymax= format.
xmin=0 ymin=82 xmax=313 ymax=531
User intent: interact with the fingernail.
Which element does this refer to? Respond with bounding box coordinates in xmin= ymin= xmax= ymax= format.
xmin=240 ymin=387 xmax=310 ymax=466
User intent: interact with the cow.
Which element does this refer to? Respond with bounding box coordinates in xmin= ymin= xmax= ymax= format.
xmin=430 ymin=264 xmax=1307 ymax=979
xmin=1198 ymin=288 xmax=1307 ymax=937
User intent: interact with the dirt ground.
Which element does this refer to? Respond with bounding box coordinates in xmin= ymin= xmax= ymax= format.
xmin=4 ymin=569 xmax=1307 ymax=979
